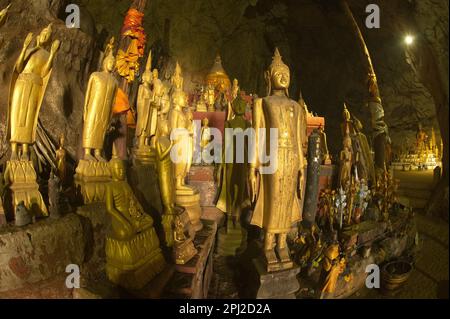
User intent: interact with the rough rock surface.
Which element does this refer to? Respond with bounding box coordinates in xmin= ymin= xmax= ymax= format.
xmin=0 ymin=213 xmax=85 ymax=293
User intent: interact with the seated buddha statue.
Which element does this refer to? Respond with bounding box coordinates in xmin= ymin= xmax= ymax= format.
xmin=105 ymin=148 xmax=165 ymax=290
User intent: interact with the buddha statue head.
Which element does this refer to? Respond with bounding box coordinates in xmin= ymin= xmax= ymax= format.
xmin=110 ymin=145 xmax=126 ymax=181
xmin=266 ymin=48 xmax=290 ymax=96
xmin=38 ymin=23 xmax=53 ymax=47
xmin=103 ymin=50 xmax=115 ymax=73
xmin=201 ymin=117 xmax=209 ymax=127
xmin=343 ymin=103 xmax=351 ymax=122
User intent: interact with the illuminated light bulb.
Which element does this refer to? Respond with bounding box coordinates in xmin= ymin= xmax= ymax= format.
xmin=404 ymin=35 xmax=414 ymax=45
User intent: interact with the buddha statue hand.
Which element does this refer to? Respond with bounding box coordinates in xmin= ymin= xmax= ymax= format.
xmin=23 ymin=33 xmax=33 ymax=49
xmin=51 ymin=40 xmax=61 ymax=54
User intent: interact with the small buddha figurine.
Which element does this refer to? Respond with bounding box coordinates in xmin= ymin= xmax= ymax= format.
xmin=82 ymin=50 xmax=118 ymax=162
xmin=105 ymin=147 xmax=165 ymax=289
xmin=318 ymin=125 xmax=331 ymax=165
xmin=339 ymin=135 xmax=353 ymax=191
xmin=55 ymin=134 xmax=67 ymax=185
xmin=173 ymin=214 xmax=197 ymax=264
xmin=248 ymin=48 xmax=306 ymax=271
xmin=231 ymin=78 xmax=239 ymax=101
xmin=200 ymin=118 xmax=211 ymax=163
xmin=152 ymin=68 xmax=164 ymax=108
xmin=0 ymin=3 xmax=11 ymax=27
xmin=206 ymin=84 xmax=216 ymax=112
xmin=135 ymin=52 xmax=157 ymax=150
xmin=9 ymin=24 xmax=60 ymax=161
xmin=320 ymin=238 xmax=346 ymax=299
xmin=196 ymin=87 xmax=208 ymax=112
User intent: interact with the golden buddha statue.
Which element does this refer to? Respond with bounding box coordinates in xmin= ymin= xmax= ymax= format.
xmin=81 ymin=50 xmax=118 ymax=162
xmin=206 ymin=83 xmax=216 ymax=112
xmin=4 ymin=25 xmax=59 ymax=219
xmin=0 ymin=3 xmax=11 ymax=27
xmin=55 ymin=133 xmax=67 ymax=185
xmin=171 ymin=61 xmax=184 ymax=92
xmin=135 ymin=52 xmax=157 ymax=152
xmin=168 ymin=89 xmax=203 ymax=231
xmin=195 ymin=87 xmax=208 ymax=112
xmin=200 ymin=117 xmax=211 ymax=162
xmin=152 ymin=68 xmax=165 ymax=109
xmin=105 ymin=148 xmax=165 ymax=289
xmin=75 ymin=50 xmax=118 ymax=203
xmin=173 ymin=214 xmax=197 ymax=264
xmin=169 ymin=89 xmax=193 ymax=192
xmin=155 ymin=89 xmax=177 ymax=246
xmin=231 ymin=78 xmax=239 ymax=101
xmin=9 ymin=23 xmax=60 ymax=160
xmin=248 ymin=48 xmax=306 ymax=271
xmin=318 ymin=125 xmax=331 ymax=165
xmin=339 ymin=135 xmax=353 ymax=191
xmin=320 ymin=240 xmax=346 ymax=299
xmin=206 ymin=54 xmax=231 ymax=93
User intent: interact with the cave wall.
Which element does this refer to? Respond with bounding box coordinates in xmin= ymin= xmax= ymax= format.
xmin=0 ymin=0 xmax=444 ymax=162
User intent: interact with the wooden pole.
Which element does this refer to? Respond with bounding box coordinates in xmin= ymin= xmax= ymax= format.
xmin=340 ymin=0 xmax=389 ymax=177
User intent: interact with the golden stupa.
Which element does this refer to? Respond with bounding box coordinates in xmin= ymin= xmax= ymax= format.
xmin=206 ymin=54 xmax=231 ymax=93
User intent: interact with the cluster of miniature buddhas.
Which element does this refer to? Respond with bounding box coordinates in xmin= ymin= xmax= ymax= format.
xmin=391 ymin=124 xmax=442 ymax=171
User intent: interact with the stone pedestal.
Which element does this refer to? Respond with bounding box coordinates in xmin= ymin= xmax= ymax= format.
xmin=176 ymin=191 xmax=203 ymax=231
xmin=105 ymin=226 xmax=166 ymax=290
xmin=248 ymin=258 xmax=300 ymax=299
xmin=74 ymin=160 xmax=111 ymax=204
xmin=3 ymin=160 xmax=48 ymax=219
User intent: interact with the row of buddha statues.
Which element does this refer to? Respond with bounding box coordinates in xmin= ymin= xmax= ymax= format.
xmin=1 ymin=23 xmax=399 ymax=298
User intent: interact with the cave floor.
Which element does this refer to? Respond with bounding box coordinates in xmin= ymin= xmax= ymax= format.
xmin=208 ymin=170 xmax=449 ymax=299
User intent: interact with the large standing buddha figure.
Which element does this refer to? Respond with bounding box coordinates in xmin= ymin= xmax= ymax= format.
xmin=82 ymin=50 xmax=118 ymax=162
xmin=249 ymin=48 xmax=306 ymax=271
xmin=9 ymin=24 xmax=60 ymax=160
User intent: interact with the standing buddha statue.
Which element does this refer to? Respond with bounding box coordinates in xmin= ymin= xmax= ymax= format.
xmin=4 ymin=24 xmax=60 ymax=219
xmin=135 ymin=51 xmax=157 ymax=153
xmin=248 ymin=48 xmax=306 ymax=271
xmin=75 ymin=49 xmax=118 ymax=204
